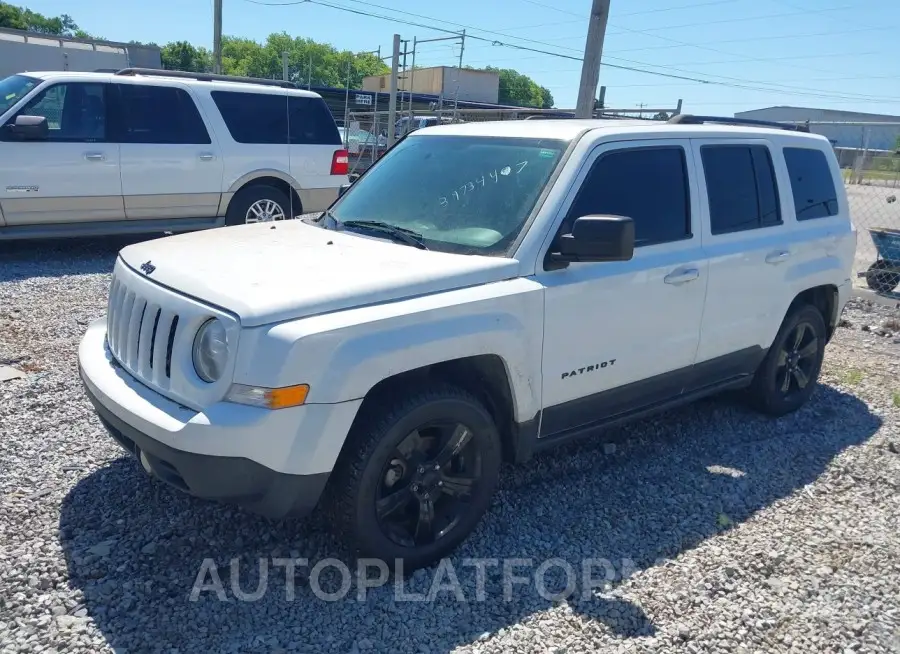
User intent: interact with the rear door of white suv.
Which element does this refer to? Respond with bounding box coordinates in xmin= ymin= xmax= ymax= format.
xmin=691 ymin=137 xmax=794 ymax=374
xmin=112 ymin=81 xmax=224 ymax=221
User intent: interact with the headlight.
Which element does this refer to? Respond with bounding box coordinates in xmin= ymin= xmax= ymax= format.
xmin=192 ymin=318 xmax=228 ymax=383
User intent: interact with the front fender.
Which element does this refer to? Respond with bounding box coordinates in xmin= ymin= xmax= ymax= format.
xmin=233 ymin=278 xmax=544 ymax=423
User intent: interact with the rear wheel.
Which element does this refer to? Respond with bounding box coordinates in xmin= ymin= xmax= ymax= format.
xmin=325 ymin=383 xmax=502 ymax=571
xmin=748 ymin=305 xmax=827 ymax=417
xmin=225 ymin=185 xmax=293 ymax=227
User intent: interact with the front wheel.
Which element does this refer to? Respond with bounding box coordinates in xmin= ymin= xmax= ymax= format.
xmin=748 ymin=305 xmax=827 ymax=417
xmin=325 ymin=384 xmax=502 ymax=571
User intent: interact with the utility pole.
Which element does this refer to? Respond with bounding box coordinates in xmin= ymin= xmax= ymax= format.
xmin=307 ymin=52 xmax=312 ymax=89
xmin=213 ymin=0 xmax=223 ymax=74
xmin=575 ymin=0 xmax=610 ymax=119
xmin=344 ymin=57 xmax=352 ymax=133
xmin=453 ymin=29 xmax=465 ymax=120
xmin=387 ymin=34 xmax=401 ymax=146
xmin=408 ymin=36 xmax=417 ymax=124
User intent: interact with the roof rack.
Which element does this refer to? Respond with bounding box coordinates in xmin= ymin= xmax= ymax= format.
xmin=667 ymin=114 xmax=810 ymax=133
xmin=114 ymin=68 xmax=298 ymax=89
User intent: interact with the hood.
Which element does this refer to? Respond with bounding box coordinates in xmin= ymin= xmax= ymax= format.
xmin=118 ymin=221 xmax=519 ymax=327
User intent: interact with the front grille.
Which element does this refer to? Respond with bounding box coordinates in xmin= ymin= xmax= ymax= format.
xmin=107 ymin=276 xmax=181 ymax=389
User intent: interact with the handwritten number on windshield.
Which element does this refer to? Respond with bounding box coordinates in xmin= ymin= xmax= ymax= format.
xmin=439 ymin=161 xmax=529 ymax=207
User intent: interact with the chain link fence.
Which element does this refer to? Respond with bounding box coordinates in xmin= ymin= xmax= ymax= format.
xmin=817 ymin=122 xmax=900 ymax=298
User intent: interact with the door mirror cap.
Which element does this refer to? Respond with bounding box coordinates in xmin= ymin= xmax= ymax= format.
xmin=338 ymin=183 xmax=352 ymax=198
xmin=7 ymin=115 xmax=49 ymax=141
xmin=551 ymin=215 xmax=635 ymax=264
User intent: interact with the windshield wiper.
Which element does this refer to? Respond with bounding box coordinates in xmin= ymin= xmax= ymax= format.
xmin=340 ymin=220 xmax=428 ymax=250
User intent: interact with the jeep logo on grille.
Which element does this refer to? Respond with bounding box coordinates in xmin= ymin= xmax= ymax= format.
xmin=140 ymin=261 xmax=156 ymax=275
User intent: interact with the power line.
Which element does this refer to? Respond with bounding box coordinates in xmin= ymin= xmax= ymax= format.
xmin=241 ymin=0 xmax=900 ymax=104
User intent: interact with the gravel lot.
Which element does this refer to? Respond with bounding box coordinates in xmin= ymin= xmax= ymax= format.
xmin=2 ymin=237 xmax=900 ymax=654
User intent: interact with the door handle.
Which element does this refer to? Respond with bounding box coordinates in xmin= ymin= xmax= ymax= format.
xmin=84 ymin=152 xmax=105 ymax=161
xmin=765 ymin=250 xmax=791 ymax=264
xmin=664 ymin=267 xmax=700 ymax=285
xmin=199 ymin=153 xmax=216 ymax=161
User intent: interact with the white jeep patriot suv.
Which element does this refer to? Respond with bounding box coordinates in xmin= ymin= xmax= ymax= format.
xmin=0 ymin=68 xmax=347 ymax=240
xmin=79 ymin=115 xmax=856 ymax=570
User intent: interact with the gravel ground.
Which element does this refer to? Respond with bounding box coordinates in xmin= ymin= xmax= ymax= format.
xmin=2 ymin=237 xmax=900 ymax=654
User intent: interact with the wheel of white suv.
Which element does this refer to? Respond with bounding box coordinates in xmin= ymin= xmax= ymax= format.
xmin=325 ymin=383 xmax=502 ymax=572
xmin=749 ymin=304 xmax=827 ymax=417
xmin=225 ymin=185 xmax=293 ymax=226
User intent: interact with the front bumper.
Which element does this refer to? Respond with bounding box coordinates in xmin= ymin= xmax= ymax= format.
xmin=83 ymin=381 xmax=329 ymax=519
xmin=78 ymin=318 xmax=362 ymax=519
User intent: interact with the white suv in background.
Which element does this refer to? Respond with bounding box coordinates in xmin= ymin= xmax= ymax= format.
xmin=0 ymin=68 xmax=348 ymax=240
xmin=79 ymin=115 xmax=855 ymax=570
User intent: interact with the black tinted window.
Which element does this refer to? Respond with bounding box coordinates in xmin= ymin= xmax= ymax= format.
xmin=702 ymin=145 xmax=781 ymax=234
xmin=17 ymin=82 xmax=106 ymax=141
xmin=568 ymin=147 xmax=691 ymax=246
xmin=783 ymin=147 xmax=839 ymax=220
xmin=213 ymin=91 xmax=339 ymax=145
xmin=114 ymin=85 xmax=210 ymax=144
xmin=288 ymin=96 xmax=341 ymax=145
xmin=213 ymin=91 xmax=286 ymax=144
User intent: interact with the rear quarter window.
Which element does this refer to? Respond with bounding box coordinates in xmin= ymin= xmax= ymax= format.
xmin=211 ymin=90 xmax=340 ymax=146
xmin=783 ymin=147 xmax=840 ymax=220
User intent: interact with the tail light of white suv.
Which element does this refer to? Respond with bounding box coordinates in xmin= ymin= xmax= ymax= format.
xmin=331 ymin=149 xmax=349 ymax=175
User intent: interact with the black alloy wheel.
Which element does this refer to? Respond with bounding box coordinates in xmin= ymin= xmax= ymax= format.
xmin=375 ymin=421 xmax=482 ymax=548
xmin=773 ymin=320 xmax=820 ymax=400
xmin=749 ymin=304 xmax=826 ymax=417
xmin=324 ymin=383 xmax=502 ymax=571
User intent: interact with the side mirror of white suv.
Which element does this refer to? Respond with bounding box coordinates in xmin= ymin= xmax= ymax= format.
xmin=550 ymin=214 xmax=635 ymax=264
xmin=6 ymin=115 xmax=48 ymax=141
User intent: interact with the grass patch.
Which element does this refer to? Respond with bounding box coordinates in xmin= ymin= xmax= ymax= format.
xmin=840 ymin=368 xmax=865 ymax=386
xmin=893 ymin=392 xmax=900 ymax=408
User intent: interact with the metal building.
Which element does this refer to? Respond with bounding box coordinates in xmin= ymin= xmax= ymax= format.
xmin=362 ymin=66 xmax=500 ymax=105
xmin=0 ymin=27 xmax=162 ymax=79
xmin=734 ymin=106 xmax=900 ymax=151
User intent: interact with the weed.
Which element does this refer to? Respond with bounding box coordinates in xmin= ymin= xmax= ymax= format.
xmin=840 ymin=368 xmax=865 ymax=386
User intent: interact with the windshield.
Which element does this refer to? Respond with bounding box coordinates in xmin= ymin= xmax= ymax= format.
xmin=330 ymin=134 xmax=567 ymax=255
xmin=0 ymin=75 xmax=39 ymax=115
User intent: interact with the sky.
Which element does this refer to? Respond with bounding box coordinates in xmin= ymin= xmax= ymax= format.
xmin=18 ymin=0 xmax=900 ymax=116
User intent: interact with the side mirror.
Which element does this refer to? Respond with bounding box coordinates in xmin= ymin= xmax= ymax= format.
xmin=338 ymin=183 xmax=352 ymax=198
xmin=6 ymin=115 xmax=49 ymax=141
xmin=550 ymin=215 xmax=635 ymax=265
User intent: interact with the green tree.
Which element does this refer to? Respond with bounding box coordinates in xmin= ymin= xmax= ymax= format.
xmin=0 ymin=2 xmax=94 ymax=37
xmin=219 ymin=33 xmax=388 ymax=87
xmin=486 ymin=66 xmax=553 ymax=108
xmin=161 ymin=41 xmax=212 ymax=72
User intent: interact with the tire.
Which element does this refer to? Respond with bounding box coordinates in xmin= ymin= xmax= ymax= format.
xmin=324 ymin=383 xmax=502 ymax=572
xmin=865 ymin=261 xmax=899 ymax=294
xmin=225 ymin=184 xmax=294 ymax=227
xmin=748 ymin=304 xmax=827 ymax=417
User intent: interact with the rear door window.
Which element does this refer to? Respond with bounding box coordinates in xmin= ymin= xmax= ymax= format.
xmin=701 ymin=144 xmax=781 ymax=234
xmin=113 ymin=84 xmax=210 ymax=144
xmin=783 ymin=147 xmax=839 ymax=220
